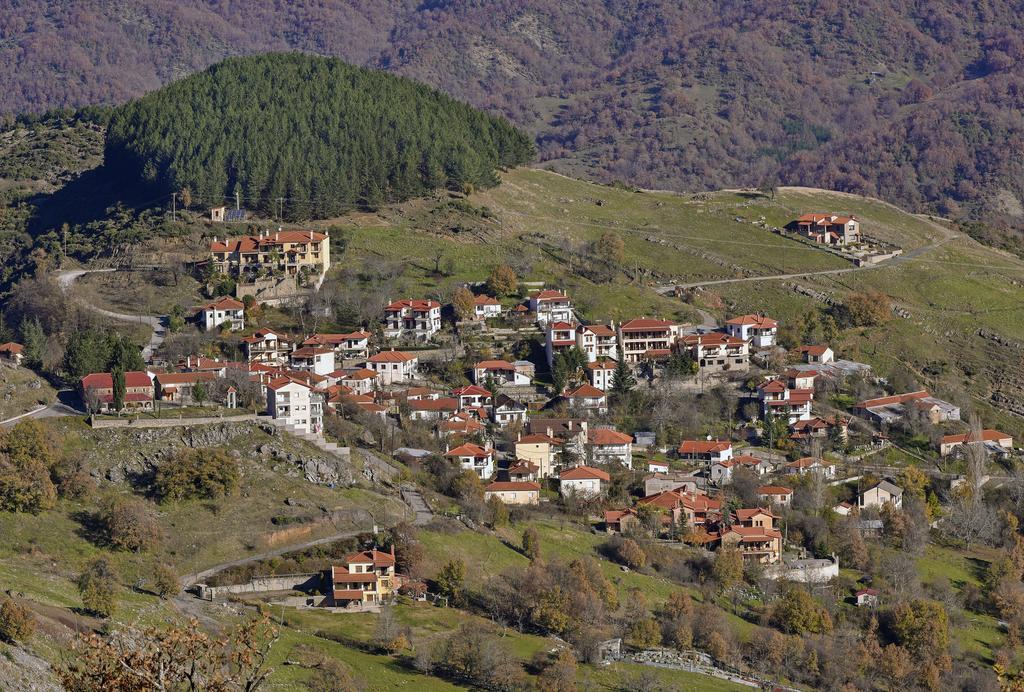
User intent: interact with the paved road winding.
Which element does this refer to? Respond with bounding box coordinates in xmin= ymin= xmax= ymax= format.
xmin=55 ymin=268 xmax=167 ymax=361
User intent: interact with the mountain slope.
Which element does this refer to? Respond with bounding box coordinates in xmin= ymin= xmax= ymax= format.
xmin=2 ymin=1 xmax=1023 ymax=234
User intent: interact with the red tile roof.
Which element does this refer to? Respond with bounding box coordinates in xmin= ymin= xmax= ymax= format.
xmin=565 ymin=383 xmax=605 ymax=399
xmin=531 ymin=289 xmax=569 ymax=301
xmin=198 ymin=296 xmax=244 ymax=311
xmin=81 ymin=371 xmax=151 ymax=390
xmin=473 ymin=295 xmax=501 ymax=306
xmin=445 ymin=443 xmax=491 ymax=458
xmin=677 ymin=440 xmax=732 ymax=454
xmin=368 ymin=350 xmax=416 ymax=363
xmin=588 ymin=428 xmax=633 ymax=445
xmin=486 ymin=481 xmax=541 ymax=492
xmin=726 ymin=314 xmax=777 ymax=328
xmin=619 ymin=318 xmax=675 ymax=331
xmin=517 ymin=433 xmax=562 ymax=445
xmin=475 ymin=359 xmax=515 ymax=371
xmin=210 ymin=230 xmax=327 ymax=253
xmin=342 ymin=549 xmax=395 ymax=568
xmin=386 ymin=298 xmax=441 ymax=311
xmin=856 ymin=390 xmax=930 ymax=409
xmin=560 ymin=465 xmax=610 ymax=481
xmin=155 ymin=371 xmax=217 ymax=385
xmin=942 ymin=429 xmax=1011 ymax=445
xmin=757 ymin=485 xmax=793 ymax=495
xmin=581 ymin=324 xmax=616 ymax=336
xmin=0 ymin=342 xmax=24 ymax=355
xmin=798 ymin=345 xmax=831 ymax=356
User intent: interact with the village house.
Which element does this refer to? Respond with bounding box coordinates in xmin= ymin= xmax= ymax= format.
xmin=408 ymin=397 xmax=459 ymax=422
xmin=855 ymin=588 xmax=879 ymax=608
xmin=785 ymin=368 xmax=818 ymax=391
xmin=80 ymin=371 xmax=154 ymax=413
xmin=452 ymin=385 xmax=492 ymax=410
xmin=725 ymin=314 xmax=778 ymax=348
xmin=709 ymin=459 xmax=740 ymax=485
xmin=678 ymin=332 xmax=749 ymax=373
xmin=484 ymin=481 xmax=541 ymax=505
xmin=154 ymin=371 xmax=217 ymax=404
xmin=337 ymin=368 xmax=378 ymax=395
xmin=438 ymin=414 xmax=486 ymax=439
xmin=648 ymin=461 xmax=669 ymax=473
xmin=290 ymin=347 xmax=336 ymax=377
xmin=192 ymin=297 xmax=245 ymax=331
xmin=585 ymin=358 xmax=617 ymax=391
xmin=529 ymin=289 xmax=573 ymax=326
xmin=833 ymin=501 xmax=855 ymax=517
xmin=757 ymin=485 xmax=794 ymax=507
xmin=793 ymin=213 xmax=861 ymax=245
xmin=302 ymin=331 xmax=372 ymax=360
xmin=515 ymin=433 xmax=562 ymax=479
xmin=860 ymin=480 xmax=903 ymax=510
xmin=0 ymin=342 xmax=24 ymax=367
xmin=855 ymin=390 xmax=961 ymax=425
xmin=677 ymin=439 xmax=733 ymax=463
xmin=544 ymin=321 xmax=578 ymax=367
xmin=758 ymin=379 xmax=813 ymax=424
xmin=645 ymin=473 xmax=702 ymax=496
xmin=492 ymin=393 xmax=528 ymax=427
xmin=734 ymin=454 xmax=773 ymax=476
xmin=564 ymin=383 xmax=608 ymax=416
xmin=266 ymin=377 xmax=323 ymax=435
xmin=383 ymin=299 xmax=442 ymax=341
xmin=506 ymin=461 xmax=540 ymax=482
xmin=639 ymin=489 xmax=722 ymax=531
xmin=720 ymin=508 xmax=782 ymax=564
xmin=472 ymin=359 xmax=531 ymax=386
xmin=471 ymin=294 xmax=503 ymax=320
xmin=603 ymin=508 xmax=641 ymax=534
xmin=210 ymin=228 xmax=331 ymax=278
xmin=940 ymin=429 xmax=1013 ymax=457
xmin=797 ymin=345 xmax=834 ymax=364
xmin=588 ymin=428 xmax=633 ymax=469
xmin=576 ymin=324 xmax=618 ymax=362
xmin=209 ymin=205 xmax=246 ymax=223
xmin=445 ymin=442 xmax=495 ymax=479
xmin=617 ymin=318 xmax=680 ymax=363
xmin=241 ymin=329 xmax=293 ymax=365
xmin=527 ymin=418 xmax=589 ymax=458
xmin=176 ymin=356 xmax=245 ymax=377
xmin=326 ymin=548 xmax=396 ymax=608
xmin=366 ymin=350 xmax=418 ymax=385
xmin=790 ymin=416 xmax=849 ymax=442
xmin=559 ymin=465 xmax=610 ymax=497
xmin=784 ymin=457 xmax=836 ymax=478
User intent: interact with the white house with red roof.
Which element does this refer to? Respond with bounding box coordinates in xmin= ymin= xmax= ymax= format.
xmin=757 ymin=485 xmax=793 ymax=507
xmin=529 ymin=289 xmax=573 ymax=326
xmin=564 ymin=383 xmax=608 ymax=416
xmin=617 ymin=318 xmax=680 ymax=363
xmin=266 ymin=376 xmax=323 ymax=434
xmin=585 ymin=358 xmax=617 ymax=391
xmin=794 ymin=214 xmax=861 ymax=245
xmin=559 ymin=465 xmax=610 ymax=497
xmin=328 ymin=547 xmax=396 ymax=607
xmin=576 ymin=324 xmax=618 ymax=362
xmin=678 ymin=332 xmax=749 ymax=373
xmin=0 ymin=342 xmax=24 ymax=367
xmin=408 ymin=397 xmax=459 ymax=421
xmin=290 ymin=346 xmax=336 ymax=377
xmin=193 ymin=296 xmax=245 ymax=331
xmin=492 ymin=393 xmax=528 ymax=427
xmin=241 ymin=329 xmax=293 ymax=365
xmin=677 ymin=439 xmax=733 ymax=463
xmin=452 ymin=385 xmax=492 ymax=410
xmin=445 ymin=442 xmax=495 ymax=479
xmin=544 ymin=321 xmax=578 ymax=367
xmin=940 ymin=429 xmax=1013 ymax=457
xmin=80 ymin=371 xmax=154 ymax=413
xmin=210 ymin=228 xmax=330 ymax=277
xmin=484 ymin=481 xmax=540 ymax=505
xmin=797 ymin=344 xmax=834 ymax=364
xmin=472 ymin=359 xmax=531 ymax=386
xmin=471 ymin=294 xmax=503 ymax=320
xmin=336 ymin=368 xmax=378 ymax=395
xmin=383 ymin=299 xmax=442 ymax=341
xmin=303 ymin=331 xmax=372 ymax=360
xmin=588 ymin=427 xmax=633 ymax=468
xmin=758 ymin=379 xmax=813 ymax=424
xmin=785 ymin=368 xmax=818 ymax=391
xmin=366 ymin=350 xmax=418 ymax=385
xmin=784 ymin=457 xmax=835 ymax=478
xmin=724 ymin=314 xmax=778 ymax=348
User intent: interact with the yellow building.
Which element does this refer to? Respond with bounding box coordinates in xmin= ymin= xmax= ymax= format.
xmin=210 ymin=228 xmax=330 ymax=278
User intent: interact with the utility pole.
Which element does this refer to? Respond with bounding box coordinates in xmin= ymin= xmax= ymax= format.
xmin=171 ymin=192 xmax=177 ymax=222
xmin=276 ymin=197 xmax=284 ymax=222
xmin=236 ymin=189 xmax=241 ymax=210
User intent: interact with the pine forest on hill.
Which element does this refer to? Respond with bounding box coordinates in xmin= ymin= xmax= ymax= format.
xmin=104 ymin=53 xmax=535 ymax=218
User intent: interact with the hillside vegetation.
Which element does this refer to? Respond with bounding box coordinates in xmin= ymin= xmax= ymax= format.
xmin=3 ymin=1 xmax=1024 ymax=240
xmin=104 ymin=53 xmax=534 ymax=218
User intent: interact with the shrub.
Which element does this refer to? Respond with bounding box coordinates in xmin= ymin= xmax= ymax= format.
xmin=153 ymin=448 xmax=239 ymax=502
xmin=100 ymin=496 xmax=162 ymax=552
xmin=0 ymin=598 xmax=35 ymax=642
xmin=616 ymin=538 xmax=647 ymax=569
xmin=77 ymin=556 xmax=118 ymax=618
xmin=152 ymin=564 xmax=179 ymax=599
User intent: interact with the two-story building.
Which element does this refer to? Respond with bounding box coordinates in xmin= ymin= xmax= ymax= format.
xmin=860 ymin=480 xmax=903 ymax=510
xmin=588 ymin=428 xmax=633 ymax=469
xmin=618 ymin=319 xmax=680 ymax=363
xmin=290 ymin=347 xmax=336 ymax=377
xmin=472 ymin=295 xmax=503 ymax=320
xmin=585 ymin=358 xmax=617 ymax=391
xmin=758 ymin=379 xmax=813 ymax=424
xmin=193 ymin=297 xmax=245 ymax=331
xmin=724 ymin=314 xmax=778 ymax=348
xmin=564 ymin=383 xmax=608 ymax=416
xmin=241 ymin=329 xmax=293 ymax=365
xmin=757 ymin=485 xmax=793 ymax=507
xmin=80 ymin=371 xmax=154 ymax=413
xmin=720 ymin=508 xmax=782 ymax=564
xmin=210 ymin=228 xmax=331 ymax=278
xmin=366 ymin=351 xmax=418 ymax=385
xmin=154 ymin=371 xmax=217 ymax=405
xmin=515 ymin=433 xmax=562 ymax=479
xmin=677 ymin=439 xmax=733 ymax=464
xmin=383 ymin=299 xmax=442 ymax=341
xmin=302 ymin=331 xmax=372 ymax=361
xmin=678 ymin=332 xmax=749 ymax=373
xmin=545 ymin=321 xmax=578 ymax=367
xmin=472 ymin=360 xmax=531 ymax=386
xmin=559 ymin=465 xmax=610 ymax=497
xmin=445 ymin=442 xmax=495 ymax=479
xmin=794 ymin=213 xmax=861 ymax=245
xmin=484 ymin=481 xmax=541 ymax=505
xmin=266 ymin=377 xmax=323 ymax=434
xmin=492 ymin=393 xmax=528 ymax=428
xmin=797 ymin=345 xmax=834 ymax=364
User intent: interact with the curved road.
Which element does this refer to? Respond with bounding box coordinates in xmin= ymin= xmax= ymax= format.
xmin=55 ymin=269 xmax=167 ymax=361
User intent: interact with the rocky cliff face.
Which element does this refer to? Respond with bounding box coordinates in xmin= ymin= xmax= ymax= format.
xmin=83 ymin=421 xmax=357 ymax=488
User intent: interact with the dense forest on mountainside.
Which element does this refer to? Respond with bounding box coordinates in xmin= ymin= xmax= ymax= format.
xmin=2 ymin=0 xmax=1024 ymax=240
xmin=104 ymin=54 xmax=534 ymax=217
